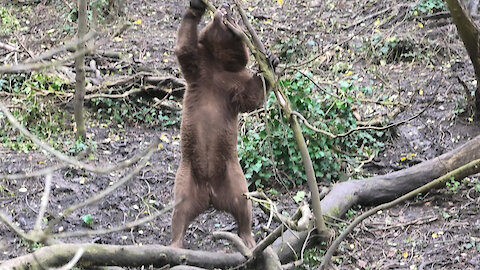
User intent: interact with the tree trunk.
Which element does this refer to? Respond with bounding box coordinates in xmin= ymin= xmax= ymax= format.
xmin=446 ymin=0 xmax=480 ymax=114
xmin=74 ymin=0 xmax=88 ymax=140
xmin=273 ymin=135 xmax=480 ymax=263
xmin=0 ymin=244 xmax=246 ymax=269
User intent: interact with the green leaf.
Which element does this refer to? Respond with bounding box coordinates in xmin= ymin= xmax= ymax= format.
xmin=293 ymin=191 xmax=306 ymax=203
xmin=82 ymin=214 xmax=94 ymax=225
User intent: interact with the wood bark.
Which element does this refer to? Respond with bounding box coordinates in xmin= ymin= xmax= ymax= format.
xmin=0 ymin=244 xmax=246 ymax=269
xmin=74 ymin=0 xmax=88 ymax=139
xmin=446 ymin=0 xmax=480 ymax=113
xmin=274 ymin=135 xmax=480 ymax=263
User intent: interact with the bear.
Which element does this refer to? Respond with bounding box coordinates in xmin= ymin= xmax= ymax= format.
xmin=171 ymin=0 xmax=277 ymax=249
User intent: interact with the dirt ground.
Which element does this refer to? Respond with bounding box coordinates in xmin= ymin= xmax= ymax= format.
xmin=1 ymin=0 xmax=480 ymax=269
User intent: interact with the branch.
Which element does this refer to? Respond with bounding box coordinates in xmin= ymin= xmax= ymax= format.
xmin=0 ymin=46 xmax=94 ymax=74
xmin=34 ymin=173 xmax=52 ymax=233
xmin=253 ymin=224 xmax=286 ymax=257
xmin=0 ymin=42 xmax=19 ymax=52
xmin=0 ymin=212 xmax=31 ymax=241
xmin=0 ymin=99 xmax=159 ymax=175
xmin=85 ymin=87 xmax=142 ymax=99
xmin=26 ymin=31 xmax=97 ymax=63
xmin=228 ymin=0 xmax=329 ymax=238
xmin=292 ymin=95 xmax=433 ymax=139
xmin=212 ymin=231 xmax=252 ymax=258
xmin=0 ymin=151 xmax=89 ymax=180
xmin=319 ymin=158 xmax=480 ymax=269
xmin=50 ymin=248 xmax=84 ymax=270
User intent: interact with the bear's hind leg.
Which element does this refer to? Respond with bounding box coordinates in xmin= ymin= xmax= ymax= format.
xmin=212 ymin=163 xmax=256 ymax=248
xmin=171 ymin=165 xmax=209 ymax=248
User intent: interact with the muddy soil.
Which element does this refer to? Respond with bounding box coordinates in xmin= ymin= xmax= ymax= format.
xmin=1 ymin=0 xmax=480 ymax=269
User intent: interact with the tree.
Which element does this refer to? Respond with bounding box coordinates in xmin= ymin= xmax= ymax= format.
xmin=74 ymin=0 xmax=88 ymax=140
xmin=446 ymin=0 xmax=480 ymax=115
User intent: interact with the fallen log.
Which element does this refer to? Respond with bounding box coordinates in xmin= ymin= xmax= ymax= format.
xmin=274 ymin=135 xmax=480 ymax=263
xmin=0 ymin=244 xmax=245 ymax=270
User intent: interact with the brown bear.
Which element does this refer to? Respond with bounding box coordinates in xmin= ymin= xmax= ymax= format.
xmin=171 ymin=0 xmax=277 ymax=249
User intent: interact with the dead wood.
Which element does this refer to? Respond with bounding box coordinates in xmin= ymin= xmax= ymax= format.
xmin=0 ymin=42 xmax=19 ymax=52
xmin=319 ymin=158 xmax=480 ymax=269
xmin=273 ymin=135 xmax=480 ymax=263
xmin=0 ymin=244 xmax=246 ymax=269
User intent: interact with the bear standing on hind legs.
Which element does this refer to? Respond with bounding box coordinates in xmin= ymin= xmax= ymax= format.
xmin=171 ymin=0 xmax=278 ymax=248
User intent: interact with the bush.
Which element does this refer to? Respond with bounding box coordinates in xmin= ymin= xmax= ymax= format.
xmin=238 ymin=72 xmax=385 ymax=188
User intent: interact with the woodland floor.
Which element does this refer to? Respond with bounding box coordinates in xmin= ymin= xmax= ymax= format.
xmin=1 ymin=0 xmax=480 ymax=269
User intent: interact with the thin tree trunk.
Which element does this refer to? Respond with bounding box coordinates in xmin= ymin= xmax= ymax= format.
xmin=74 ymin=0 xmax=88 ymax=140
xmin=446 ymin=0 xmax=480 ymax=114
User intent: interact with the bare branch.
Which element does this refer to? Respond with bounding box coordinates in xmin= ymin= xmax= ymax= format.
xmin=0 ymin=100 xmax=159 ymax=175
xmin=50 ymin=248 xmax=84 ymax=270
xmin=26 ymin=31 xmax=97 ymax=63
xmin=0 ymin=42 xmax=19 ymax=52
xmin=0 ymin=47 xmax=94 ymax=74
xmin=1 ymin=164 xmax=65 ymax=180
xmin=34 ymin=173 xmax=52 ymax=232
xmin=0 ymin=151 xmax=89 ymax=180
xmin=0 ymin=212 xmax=31 ymax=241
xmin=212 ymin=231 xmax=252 ymax=258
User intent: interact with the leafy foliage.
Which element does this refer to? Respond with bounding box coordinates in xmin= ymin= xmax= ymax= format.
xmin=0 ymin=73 xmax=68 ymax=152
xmin=412 ymin=0 xmax=445 ymax=15
xmin=91 ymin=96 xmax=181 ymax=129
xmin=238 ymin=73 xmax=385 ymax=188
xmin=0 ymin=73 xmax=180 ymax=152
xmin=362 ymin=34 xmax=417 ymax=64
xmin=0 ymin=6 xmax=20 ymax=34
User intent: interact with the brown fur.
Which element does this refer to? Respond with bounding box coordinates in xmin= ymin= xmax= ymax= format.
xmin=170 ymin=5 xmax=269 ymax=248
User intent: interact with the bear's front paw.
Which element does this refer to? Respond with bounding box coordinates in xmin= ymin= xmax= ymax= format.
xmin=190 ymin=0 xmax=206 ymax=10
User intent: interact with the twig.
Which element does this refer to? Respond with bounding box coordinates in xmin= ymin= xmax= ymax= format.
xmin=296 ymin=70 xmax=341 ymax=99
xmin=34 ymin=173 xmax=52 ymax=232
xmin=0 ymin=42 xmax=19 ymax=52
xmin=0 ymin=151 xmax=89 ymax=180
xmin=246 ymin=191 xmax=297 ymax=230
xmin=14 ymin=32 xmax=35 ymax=59
xmin=55 ymin=201 xmax=177 ymax=238
xmin=213 ymin=231 xmax=253 ymax=258
xmin=0 ymin=212 xmax=31 ymax=241
xmin=343 ymin=7 xmax=392 ymax=30
xmin=1 ymin=164 xmax=65 ymax=180
xmin=50 ymin=248 xmax=84 ymax=270
xmin=26 ymin=31 xmax=97 ymax=63
xmin=0 ymin=46 xmax=94 ymax=74
xmin=252 ymin=224 xmax=285 ymax=257
xmin=319 ymin=158 xmax=480 ymax=269
xmin=85 ymin=87 xmax=142 ymax=99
